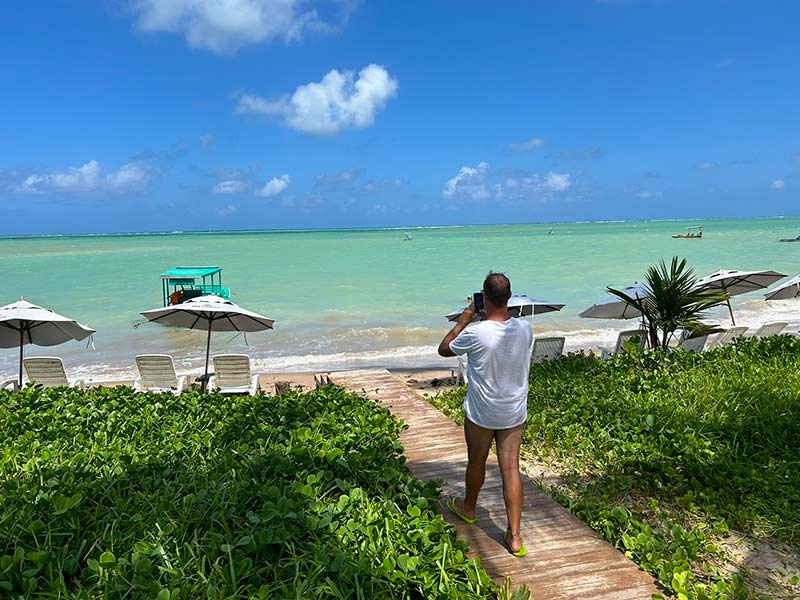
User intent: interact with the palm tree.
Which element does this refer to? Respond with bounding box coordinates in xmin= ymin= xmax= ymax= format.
xmin=608 ymin=257 xmax=727 ymax=349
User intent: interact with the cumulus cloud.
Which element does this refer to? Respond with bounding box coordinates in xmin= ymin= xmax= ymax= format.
xmin=236 ymin=64 xmax=399 ymax=135
xmin=217 ymin=203 xmax=239 ymax=216
xmin=771 ymin=179 xmax=785 ymax=190
xmin=18 ymin=160 xmax=153 ymax=194
xmin=443 ymin=163 xmax=573 ymax=202
xmin=508 ymin=137 xmax=543 ymax=152
xmin=200 ymin=133 xmax=215 ymax=148
xmin=255 ymin=174 xmax=290 ymax=197
xmin=131 ymin=0 xmax=351 ymax=54
xmin=695 ymin=161 xmax=718 ymax=170
xmin=442 ymin=162 xmax=490 ymax=200
xmin=212 ymin=179 xmax=246 ymax=194
xmin=542 ymin=172 xmax=571 ymax=192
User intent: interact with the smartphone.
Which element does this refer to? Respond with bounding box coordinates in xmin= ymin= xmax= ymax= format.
xmin=473 ymin=292 xmax=485 ymax=311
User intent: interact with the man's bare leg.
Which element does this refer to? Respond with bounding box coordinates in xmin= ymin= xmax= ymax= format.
xmin=452 ymin=418 xmax=495 ymax=520
xmin=496 ymin=423 xmax=525 ymax=552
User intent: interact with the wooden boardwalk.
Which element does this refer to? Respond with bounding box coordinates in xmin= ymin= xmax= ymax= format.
xmin=326 ymin=369 xmax=662 ymax=599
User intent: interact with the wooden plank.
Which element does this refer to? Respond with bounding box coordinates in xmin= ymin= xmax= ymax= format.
xmin=327 ymin=369 xmax=661 ymax=599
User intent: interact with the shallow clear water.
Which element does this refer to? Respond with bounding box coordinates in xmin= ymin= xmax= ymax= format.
xmin=3 ymin=217 xmax=800 ymax=380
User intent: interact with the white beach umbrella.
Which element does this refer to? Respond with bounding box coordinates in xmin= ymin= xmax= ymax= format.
xmin=764 ymin=274 xmax=800 ymax=301
xmin=695 ymin=269 xmax=786 ymax=325
xmin=140 ymin=295 xmax=275 ymax=390
xmin=579 ymin=283 xmax=649 ymax=320
xmin=0 ymin=298 xmax=95 ymax=388
xmin=445 ymin=293 xmax=565 ymax=322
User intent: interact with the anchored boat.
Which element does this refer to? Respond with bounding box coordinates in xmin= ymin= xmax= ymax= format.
xmin=161 ymin=266 xmax=230 ymax=306
xmin=672 ymin=226 xmax=703 ymax=239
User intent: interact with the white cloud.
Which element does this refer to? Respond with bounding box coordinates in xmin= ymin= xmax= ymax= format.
xmin=508 ymin=137 xmax=543 ymax=152
xmin=200 ymin=133 xmax=215 ymax=147
xmin=542 ymin=172 xmax=571 ymax=192
xmin=695 ymin=161 xmax=718 ymax=170
xmin=443 ymin=164 xmax=573 ymax=202
xmin=132 ymin=0 xmax=349 ymax=54
xmin=363 ymin=177 xmax=402 ymax=193
xmin=217 ymin=203 xmax=239 ymax=216
xmin=771 ymin=179 xmax=785 ymax=190
xmin=236 ymin=64 xmax=399 ymax=135
xmin=212 ymin=179 xmax=246 ymax=194
xmin=442 ymin=162 xmax=490 ymax=200
xmin=18 ymin=160 xmax=153 ymax=194
xmin=314 ymin=168 xmax=359 ymax=186
xmin=255 ymin=174 xmax=290 ymax=197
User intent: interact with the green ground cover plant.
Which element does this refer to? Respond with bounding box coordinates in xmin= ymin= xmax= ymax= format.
xmin=431 ymin=337 xmax=800 ymax=599
xmin=0 ymin=385 xmax=495 ymax=599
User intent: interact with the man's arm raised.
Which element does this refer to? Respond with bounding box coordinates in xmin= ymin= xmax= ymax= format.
xmin=438 ymin=303 xmax=476 ymax=357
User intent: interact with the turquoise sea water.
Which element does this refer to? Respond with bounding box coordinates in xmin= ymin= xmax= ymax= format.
xmin=3 ymin=217 xmax=800 ymax=380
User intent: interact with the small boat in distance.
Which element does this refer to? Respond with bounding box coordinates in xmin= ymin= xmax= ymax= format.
xmin=779 ymin=234 xmax=800 ymax=242
xmin=672 ymin=226 xmax=703 ymax=239
xmin=404 ymin=233 xmax=413 ymax=241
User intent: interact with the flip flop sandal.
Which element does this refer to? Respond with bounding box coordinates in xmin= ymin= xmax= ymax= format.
xmin=504 ymin=529 xmax=527 ymax=557
xmin=446 ymin=498 xmax=477 ymax=524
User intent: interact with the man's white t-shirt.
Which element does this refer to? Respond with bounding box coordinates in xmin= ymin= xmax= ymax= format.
xmin=449 ymin=318 xmax=533 ymax=430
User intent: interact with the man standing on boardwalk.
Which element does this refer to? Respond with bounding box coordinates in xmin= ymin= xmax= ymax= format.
xmin=438 ymin=272 xmax=532 ymax=557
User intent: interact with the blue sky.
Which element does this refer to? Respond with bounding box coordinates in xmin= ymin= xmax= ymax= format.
xmin=1 ymin=0 xmax=798 ymax=234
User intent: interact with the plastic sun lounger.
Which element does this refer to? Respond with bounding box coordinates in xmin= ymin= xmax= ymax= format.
xmin=23 ymin=357 xmax=85 ymax=388
xmin=208 ymin=354 xmax=261 ymax=396
xmin=708 ymin=327 xmax=749 ymax=348
xmin=1 ymin=378 xmax=19 ymax=391
xmin=749 ymin=322 xmax=788 ymax=339
xmin=676 ymin=334 xmax=709 ymax=352
xmin=455 ymin=355 xmax=468 ymax=385
xmin=531 ymin=337 xmax=566 ymax=364
xmin=599 ymin=330 xmax=645 ymax=360
xmin=134 ymin=354 xmax=187 ymax=395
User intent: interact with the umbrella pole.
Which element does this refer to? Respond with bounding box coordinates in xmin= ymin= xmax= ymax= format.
xmin=727 ymin=298 xmax=736 ymax=326
xmin=203 ymin=321 xmax=212 ymax=392
xmin=18 ymin=330 xmax=23 ymax=389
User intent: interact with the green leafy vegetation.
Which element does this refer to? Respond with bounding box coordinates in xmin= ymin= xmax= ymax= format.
xmin=431 ymin=337 xmax=800 ymax=599
xmin=0 ymin=385 xmax=495 ymax=599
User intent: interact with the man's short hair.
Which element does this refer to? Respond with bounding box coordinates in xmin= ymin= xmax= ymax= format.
xmin=483 ymin=272 xmax=511 ymax=306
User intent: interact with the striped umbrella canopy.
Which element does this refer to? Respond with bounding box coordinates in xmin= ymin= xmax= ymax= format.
xmin=0 ymin=298 xmax=95 ymax=388
xmin=140 ymin=295 xmax=275 ymax=390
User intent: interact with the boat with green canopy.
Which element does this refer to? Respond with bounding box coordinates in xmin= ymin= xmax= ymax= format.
xmin=161 ymin=266 xmax=230 ymax=306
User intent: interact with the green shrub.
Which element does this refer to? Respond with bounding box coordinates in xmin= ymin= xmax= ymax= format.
xmin=0 ymin=385 xmax=493 ymax=599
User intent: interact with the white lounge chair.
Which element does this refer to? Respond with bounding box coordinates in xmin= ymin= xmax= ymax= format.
xmin=750 ymin=322 xmax=788 ymax=339
xmin=455 ymin=355 xmax=468 ymax=385
xmin=600 ymin=330 xmax=645 ymax=360
xmin=1 ymin=378 xmax=18 ymax=391
xmin=676 ymin=334 xmax=708 ymax=352
xmin=134 ymin=354 xmax=187 ymax=395
xmin=708 ymin=326 xmax=749 ymax=348
xmin=208 ymin=354 xmax=261 ymax=396
xmin=23 ymin=357 xmax=84 ymax=388
xmin=531 ymin=337 xmax=565 ymax=364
